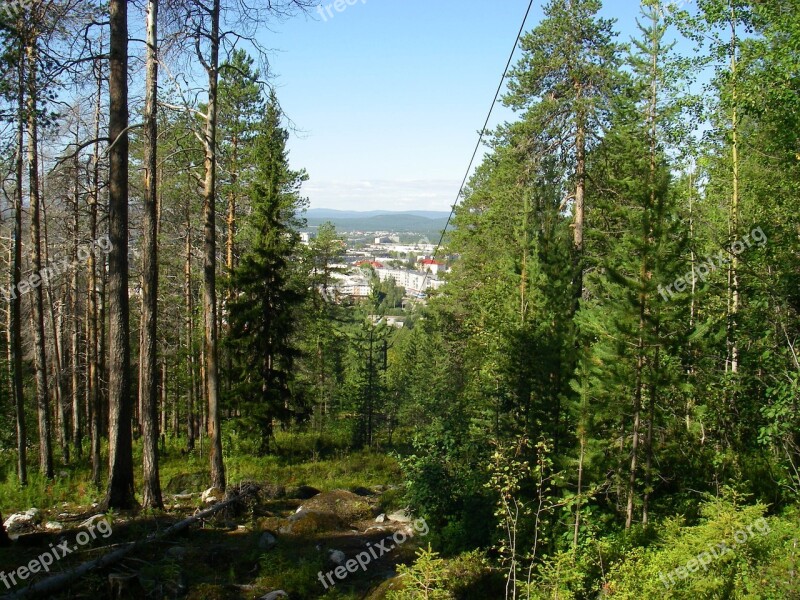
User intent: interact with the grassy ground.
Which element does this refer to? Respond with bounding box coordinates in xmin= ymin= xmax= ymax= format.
xmin=0 ymin=429 xmax=403 ymax=514
xmin=0 ymin=430 xmax=410 ymax=599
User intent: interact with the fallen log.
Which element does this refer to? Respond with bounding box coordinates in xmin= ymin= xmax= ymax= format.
xmin=2 ymin=484 xmax=258 ymax=599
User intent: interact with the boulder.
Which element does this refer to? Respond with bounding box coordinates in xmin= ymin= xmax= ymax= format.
xmin=44 ymin=521 xmax=64 ymax=532
xmin=366 ymin=575 xmax=407 ymax=599
xmin=387 ymin=509 xmax=412 ymax=523
xmin=328 ymin=549 xmax=346 ymax=566
xmin=165 ymin=471 xmax=207 ymax=494
xmin=201 ymin=487 xmax=224 ymax=504
xmin=278 ymin=510 xmax=345 ymax=536
xmin=300 ymin=490 xmax=374 ymax=523
xmin=258 ymin=531 xmax=277 ymax=551
xmin=3 ymin=508 xmax=42 ymax=534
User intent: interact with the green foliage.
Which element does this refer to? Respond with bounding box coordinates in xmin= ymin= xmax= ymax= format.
xmin=605 ymin=497 xmax=800 ymax=599
xmin=388 ymin=546 xmax=453 ymax=600
xmin=226 ymin=92 xmax=309 ymax=453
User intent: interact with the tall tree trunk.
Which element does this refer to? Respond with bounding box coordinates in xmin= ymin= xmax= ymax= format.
xmin=27 ymin=28 xmax=54 ymax=480
xmin=10 ymin=34 xmax=27 ymax=486
xmin=42 ymin=199 xmax=69 ymax=465
xmin=573 ymin=119 xmax=586 ymax=256
xmin=140 ymin=0 xmax=163 ymax=510
xmin=88 ymin=58 xmax=102 ymax=487
xmin=626 ymin=258 xmax=647 ymax=530
xmin=642 ymin=21 xmax=660 ymax=527
xmin=71 ymin=130 xmax=82 ymax=459
xmin=727 ymin=5 xmax=740 ymax=376
xmin=185 ymin=202 xmax=196 ymax=451
xmin=201 ymin=0 xmax=226 ymax=491
xmin=104 ymin=0 xmax=135 ymax=510
xmin=224 ymin=135 xmax=238 ymax=396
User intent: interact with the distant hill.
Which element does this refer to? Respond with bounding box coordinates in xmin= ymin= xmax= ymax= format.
xmin=302 ymin=209 xmax=450 ymax=234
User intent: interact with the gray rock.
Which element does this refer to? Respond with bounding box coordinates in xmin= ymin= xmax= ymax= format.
xmin=4 ymin=508 xmax=42 ymax=533
xmin=44 ymin=521 xmax=64 ymax=532
xmin=201 ymin=487 xmax=223 ymax=504
xmin=260 ymin=592 xmax=288 ymax=600
xmin=328 ymin=549 xmax=346 ymax=565
xmin=258 ymin=532 xmax=277 ymax=551
xmin=375 ymin=513 xmax=386 ymax=523
xmin=387 ymin=509 xmax=412 ymax=523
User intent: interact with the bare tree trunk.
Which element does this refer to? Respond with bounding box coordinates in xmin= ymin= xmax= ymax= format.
xmin=42 ymin=199 xmax=69 ymax=465
xmin=200 ymin=0 xmax=226 ymax=491
xmin=184 ymin=203 xmax=196 ymax=451
xmin=104 ymin=0 xmax=135 ymax=510
xmin=573 ymin=119 xmax=586 ymax=255
xmin=140 ymin=0 xmax=163 ymax=510
xmin=71 ymin=130 xmax=82 ymax=459
xmin=11 ymin=35 xmax=27 ymax=486
xmin=626 ymin=276 xmax=647 ymax=531
xmin=27 ymin=28 xmax=54 ymax=480
xmin=88 ymin=58 xmax=102 ymax=487
xmin=727 ymin=7 xmax=740 ymax=376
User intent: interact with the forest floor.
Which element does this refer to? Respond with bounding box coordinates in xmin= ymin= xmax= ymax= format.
xmin=0 ymin=433 xmax=419 ymax=599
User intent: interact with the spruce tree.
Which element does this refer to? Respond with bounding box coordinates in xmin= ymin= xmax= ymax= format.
xmin=226 ymin=93 xmax=307 ymax=455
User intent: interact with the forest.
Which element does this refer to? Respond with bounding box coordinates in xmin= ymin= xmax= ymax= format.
xmin=0 ymin=0 xmax=798 ymax=598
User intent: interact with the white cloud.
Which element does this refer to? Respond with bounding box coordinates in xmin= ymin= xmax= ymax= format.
xmin=301 ymin=179 xmax=459 ymax=212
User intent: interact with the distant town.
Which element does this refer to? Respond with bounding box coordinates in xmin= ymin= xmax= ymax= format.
xmin=301 ymin=209 xmax=452 ymax=310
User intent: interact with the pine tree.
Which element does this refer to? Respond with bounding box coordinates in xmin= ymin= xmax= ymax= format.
xmin=227 ymin=93 xmax=308 ymax=454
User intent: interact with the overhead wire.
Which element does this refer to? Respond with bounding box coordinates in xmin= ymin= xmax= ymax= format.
xmin=419 ymin=0 xmax=536 ymax=295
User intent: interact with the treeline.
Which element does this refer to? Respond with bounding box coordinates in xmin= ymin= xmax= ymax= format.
xmin=0 ymin=0 xmax=408 ymax=522
xmin=383 ymin=0 xmax=800 ymax=596
xmin=0 ymin=0 xmax=378 ymax=517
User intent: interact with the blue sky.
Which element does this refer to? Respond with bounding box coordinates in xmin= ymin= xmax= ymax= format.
xmin=255 ymin=1 xmax=695 ymax=212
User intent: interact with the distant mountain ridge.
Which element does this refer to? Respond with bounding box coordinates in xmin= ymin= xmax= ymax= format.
xmin=305 ymin=208 xmax=451 ymax=220
xmin=302 ymin=208 xmax=451 ymax=233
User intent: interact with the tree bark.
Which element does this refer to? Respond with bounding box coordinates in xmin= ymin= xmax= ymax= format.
xmin=140 ymin=0 xmax=163 ymax=510
xmin=200 ymin=0 xmax=226 ymax=491
xmin=71 ymin=128 xmax=82 ymax=459
xmin=10 ymin=32 xmax=27 ymax=486
xmin=104 ymin=0 xmax=135 ymax=510
xmin=27 ymin=27 xmax=54 ymax=480
xmin=41 ymin=198 xmax=69 ymax=465
xmin=185 ymin=201 xmax=196 ymax=450
xmin=727 ymin=5 xmax=740 ymax=376
xmin=88 ymin=56 xmax=102 ymax=487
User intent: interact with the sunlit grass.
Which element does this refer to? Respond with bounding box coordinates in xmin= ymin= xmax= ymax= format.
xmin=0 ymin=429 xmax=402 ymax=515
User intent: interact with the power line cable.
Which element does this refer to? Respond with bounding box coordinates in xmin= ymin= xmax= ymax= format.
xmin=419 ymin=0 xmax=535 ymax=294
